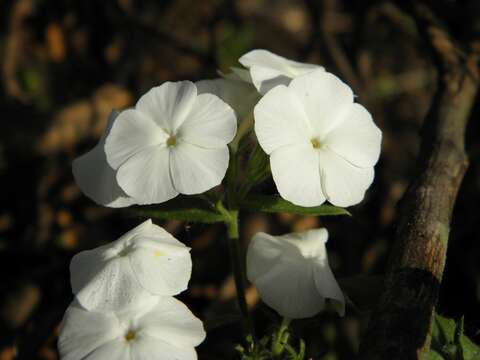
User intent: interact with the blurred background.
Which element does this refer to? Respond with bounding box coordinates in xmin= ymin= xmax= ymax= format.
xmin=1 ymin=0 xmax=479 ymax=359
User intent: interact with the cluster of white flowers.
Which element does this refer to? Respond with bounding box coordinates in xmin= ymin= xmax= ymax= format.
xmin=66 ymin=48 xmax=382 ymax=358
xmin=59 ymin=220 xmax=205 ymax=359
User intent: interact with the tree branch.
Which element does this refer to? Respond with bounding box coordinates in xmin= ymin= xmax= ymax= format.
xmin=357 ymin=3 xmax=479 ymax=359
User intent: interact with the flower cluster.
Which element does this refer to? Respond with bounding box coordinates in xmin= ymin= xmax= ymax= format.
xmin=58 ymin=220 xmax=205 ymax=360
xmin=66 ymin=48 xmax=382 ymax=358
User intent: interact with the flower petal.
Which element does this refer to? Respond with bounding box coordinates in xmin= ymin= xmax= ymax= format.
xmin=196 ymin=78 xmax=259 ymax=122
xmin=220 ymin=66 xmax=253 ymax=83
xmin=137 ymin=297 xmax=206 ymax=348
xmin=169 ymin=142 xmax=229 ymax=195
xmin=58 ymin=302 xmax=123 ymax=360
xmin=312 ymin=260 xmax=346 ymax=316
xmin=246 ymin=232 xmax=285 ymax=283
xmin=70 ymin=249 xmax=151 ymax=312
xmin=130 ymin=335 xmax=198 ymax=360
xmin=270 ymin=144 xmax=326 ymax=207
xmin=129 ymin=246 xmax=192 ymax=296
xmin=136 ymin=81 xmax=197 ymax=134
xmin=177 ymin=93 xmax=237 ymax=148
xmin=324 ymin=103 xmax=382 ymax=167
xmin=254 ymin=85 xmax=311 ymax=154
xmin=72 ymin=145 xmax=135 ymax=208
xmin=254 ymin=260 xmax=325 ymax=318
xmin=72 ymin=110 xmax=135 ymax=207
xmin=318 ymin=149 xmax=374 ymax=207
xmin=239 ymin=49 xmax=322 ymax=94
xmin=283 ymin=228 xmax=329 ymax=259
xmin=105 ymin=109 xmax=168 ymax=169
xmin=289 ymin=70 xmax=354 ymax=139
xmin=116 ymin=146 xmax=178 ymax=205
xmin=84 ymin=339 xmax=129 ymax=360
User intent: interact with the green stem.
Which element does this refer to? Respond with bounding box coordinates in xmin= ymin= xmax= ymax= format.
xmin=272 ymin=317 xmax=291 ymax=357
xmin=217 ymin=202 xmax=254 ymax=338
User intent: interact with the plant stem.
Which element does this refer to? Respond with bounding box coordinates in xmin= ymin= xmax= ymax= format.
xmin=217 ymin=202 xmax=255 ymax=338
xmin=227 ymin=210 xmax=255 ymax=338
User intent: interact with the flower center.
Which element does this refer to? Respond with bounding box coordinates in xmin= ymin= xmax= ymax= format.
xmin=124 ymin=329 xmax=136 ymax=342
xmin=311 ymin=138 xmax=322 ymax=149
xmin=166 ymin=135 xmax=177 ymax=147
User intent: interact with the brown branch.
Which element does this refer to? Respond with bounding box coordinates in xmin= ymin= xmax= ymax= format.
xmin=357 ymin=3 xmax=479 ymax=359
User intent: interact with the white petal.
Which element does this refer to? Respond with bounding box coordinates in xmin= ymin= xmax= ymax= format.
xmin=105 ymin=109 xmax=168 ymax=169
xmin=249 ymin=66 xmax=293 ymax=95
xmin=196 ymin=78 xmax=259 ymax=121
xmin=221 ymin=66 xmax=253 ymax=83
xmin=282 ymin=228 xmax=329 ymax=259
xmin=136 ymin=81 xmax=197 ymax=134
xmin=116 ymin=146 xmax=178 ymax=205
xmin=58 ymin=302 xmax=123 ymax=360
xmin=254 ymin=85 xmax=312 ymax=154
xmin=270 ymin=144 xmax=326 ymax=207
xmin=312 ymin=260 xmax=346 ymax=316
xmin=137 ymin=297 xmax=206 ymax=348
xmin=129 ymin=246 xmax=192 ymax=296
xmin=131 ymin=336 xmax=198 ymax=360
xmin=126 ymin=219 xmax=181 ymax=247
xmin=324 ymin=103 xmax=382 ymax=167
xmin=247 ymin=232 xmax=286 ymax=283
xmin=239 ymin=49 xmax=322 ymax=95
xmin=289 ymin=70 xmax=354 ymax=139
xmin=70 ymin=249 xmax=151 ymax=312
xmin=84 ymin=339 xmax=129 ymax=360
xmin=177 ymin=93 xmax=236 ymax=148
xmin=72 ymin=145 xmax=135 ymax=208
xmin=318 ymin=149 xmax=374 ymax=207
xmin=169 ymin=142 xmax=229 ymax=195
xmin=255 ymin=260 xmax=325 ymax=319
xmin=72 ymin=110 xmax=135 ymax=207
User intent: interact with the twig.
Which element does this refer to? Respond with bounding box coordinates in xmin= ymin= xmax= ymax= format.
xmin=357 ymin=2 xmax=479 ymax=359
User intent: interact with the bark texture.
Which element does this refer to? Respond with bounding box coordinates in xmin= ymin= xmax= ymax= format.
xmin=357 ymin=3 xmax=479 ymax=359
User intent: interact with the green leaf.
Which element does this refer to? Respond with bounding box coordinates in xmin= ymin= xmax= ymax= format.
xmin=430 ymin=314 xmax=480 ymax=360
xmin=240 ymin=194 xmax=350 ymax=216
xmin=130 ymin=196 xmax=226 ymax=223
xmin=240 ymin=144 xmax=271 ymax=198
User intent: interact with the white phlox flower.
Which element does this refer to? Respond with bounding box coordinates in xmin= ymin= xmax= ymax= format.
xmin=196 ymin=77 xmax=259 ymax=122
xmin=104 ymin=81 xmax=237 ymax=205
xmin=254 ymin=69 xmax=382 ymax=207
xmin=219 ymin=66 xmax=253 ymax=84
xmin=246 ymin=228 xmax=345 ymax=319
xmin=71 ymin=219 xmax=192 ymax=312
xmin=72 ymin=110 xmax=135 ymax=208
xmin=239 ymin=49 xmax=324 ymax=95
xmin=58 ymin=295 xmax=206 ymax=360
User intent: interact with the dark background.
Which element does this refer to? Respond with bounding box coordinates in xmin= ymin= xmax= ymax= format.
xmin=0 ymin=0 xmax=479 ymax=359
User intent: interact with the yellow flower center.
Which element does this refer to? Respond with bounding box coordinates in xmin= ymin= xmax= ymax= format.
xmin=167 ymin=136 xmax=177 ymax=147
xmin=125 ymin=329 xmax=136 ymax=342
xmin=153 ymin=250 xmax=163 ymax=257
xmin=311 ymin=138 xmax=322 ymax=149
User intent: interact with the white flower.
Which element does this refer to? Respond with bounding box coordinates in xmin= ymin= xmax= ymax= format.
xmin=246 ymin=228 xmax=345 ymax=319
xmin=72 ymin=110 xmax=135 ymax=208
xmin=254 ymin=69 xmax=382 ymax=207
xmin=239 ymin=49 xmax=324 ymax=95
xmin=71 ymin=219 xmax=192 ymax=312
xmin=58 ymin=295 xmax=206 ymax=360
xmin=220 ymin=66 xmax=253 ymax=84
xmin=104 ymin=81 xmax=237 ymax=205
xmin=196 ymin=77 xmax=259 ymax=121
